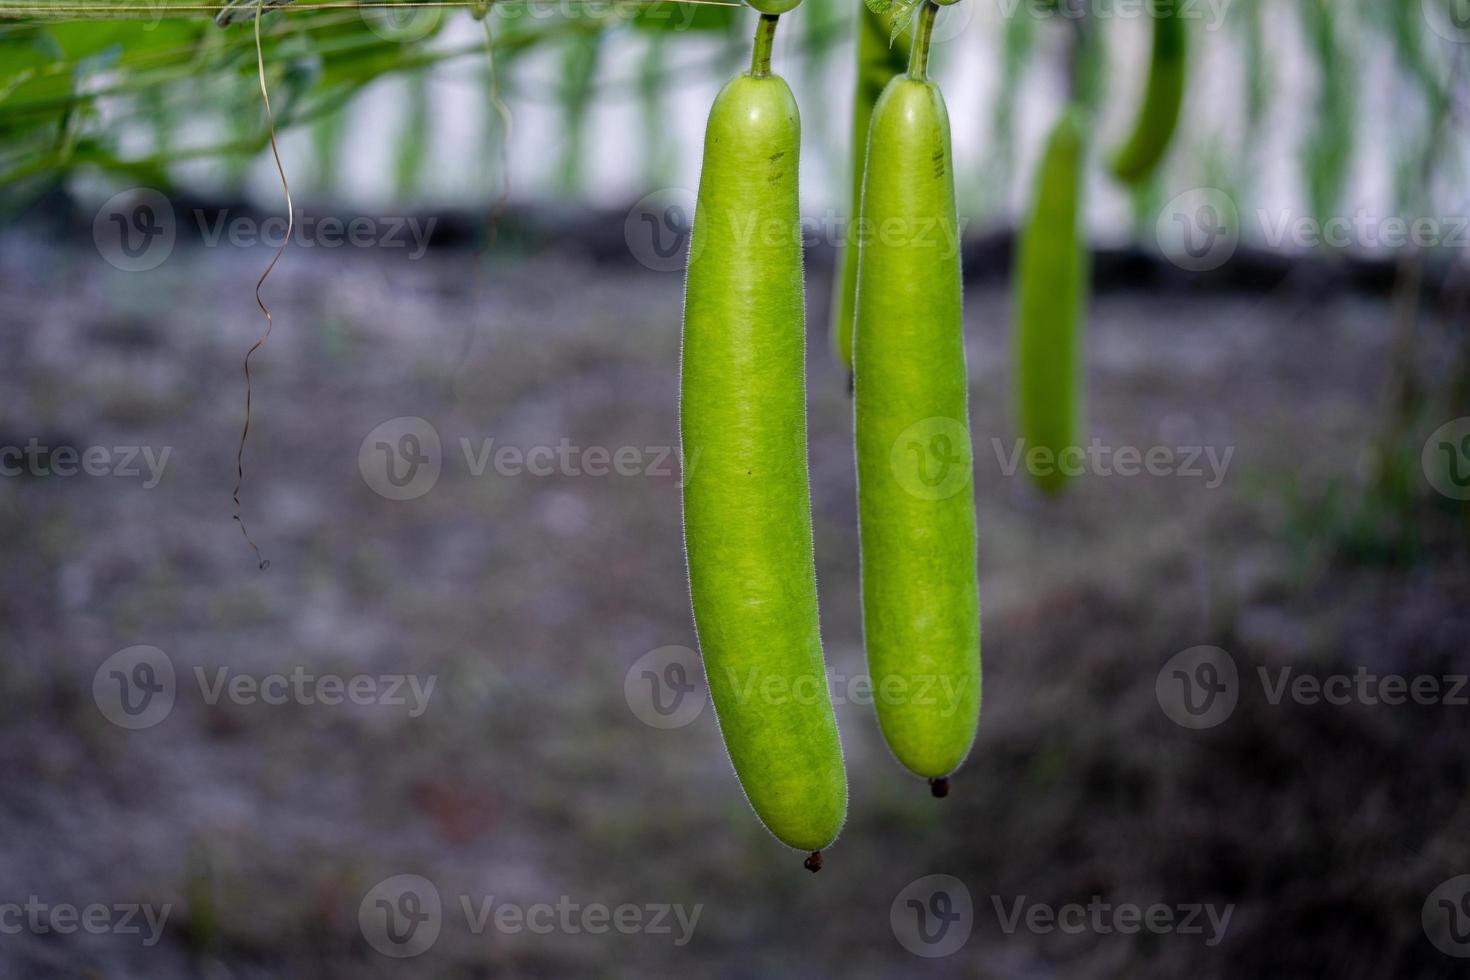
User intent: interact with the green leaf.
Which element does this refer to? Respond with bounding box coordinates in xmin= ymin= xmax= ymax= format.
xmin=865 ymin=0 xmax=922 ymax=45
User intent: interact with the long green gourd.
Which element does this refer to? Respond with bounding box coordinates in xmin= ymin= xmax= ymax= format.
xmin=680 ymin=1 xmax=847 ymax=871
xmin=1014 ymin=107 xmax=1087 ymax=494
xmin=830 ymin=4 xmax=911 ymax=376
xmin=853 ymin=0 xmax=980 ymax=795
xmin=1110 ymin=0 xmax=1186 ymax=185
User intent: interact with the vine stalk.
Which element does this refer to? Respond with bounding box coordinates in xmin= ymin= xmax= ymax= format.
xmin=750 ymin=13 xmax=779 ymax=78
xmin=906 ymin=1 xmax=937 ymax=82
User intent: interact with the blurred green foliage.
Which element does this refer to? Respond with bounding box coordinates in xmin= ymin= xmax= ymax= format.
xmin=0 ymin=0 xmax=1463 ymax=232
xmin=0 ymin=4 xmax=605 ymax=198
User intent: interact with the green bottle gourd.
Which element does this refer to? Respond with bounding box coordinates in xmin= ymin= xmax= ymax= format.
xmin=680 ymin=5 xmax=847 ymax=868
xmin=830 ymin=4 xmax=911 ymax=376
xmin=1014 ymin=107 xmax=1087 ymax=494
xmin=1110 ymin=0 xmax=1187 ymax=185
xmin=853 ymin=0 xmax=980 ymax=793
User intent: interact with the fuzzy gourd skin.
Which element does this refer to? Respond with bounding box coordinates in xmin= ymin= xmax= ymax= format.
xmin=1110 ymin=0 xmax=1186 ymax=184
xmin=830 ymin=6 xmax=910 ymax=373
xmin=680 ymin=72 xmax=847 ymax=853
xmin=1015 ymin=108 xmax=1086 ymax=495
xmin=853 ymin=76 xmax=981 ymax=781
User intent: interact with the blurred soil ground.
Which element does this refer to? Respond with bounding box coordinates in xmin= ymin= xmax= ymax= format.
xmin=0 ymin=212 xmax=1467 ymax=979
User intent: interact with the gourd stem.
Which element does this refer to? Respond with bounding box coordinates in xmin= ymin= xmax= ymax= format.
xmin=751 ymin=14 xmax=780 ymax=78
xmin=1065 ymin=0 xmax=1089 ymax=105
xmin=907 ymin=1 xmax=939 ymax=82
